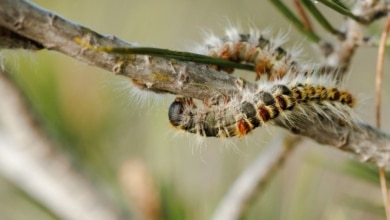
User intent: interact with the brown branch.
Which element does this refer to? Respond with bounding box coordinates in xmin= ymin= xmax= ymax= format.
xmin=376 ymin=13 xmax=390 ymax=220
xmin=375 ymin=15 xmax=390 ymax=129
xmin=0 ymin=0 xmax=390 ymax=169
xmin=0 ymin=0 xmax=249 ymax=100
xmin=293 ymin=0 xmax=314 ymax=32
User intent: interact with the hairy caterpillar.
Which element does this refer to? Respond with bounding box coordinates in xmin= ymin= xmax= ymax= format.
xmin=168 ymin=73 xmax=355 ymax=138
xmin=197 ymin=27 xmax=303 ymax=80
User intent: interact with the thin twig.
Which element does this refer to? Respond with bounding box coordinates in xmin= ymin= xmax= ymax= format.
xmin=375 ymin=16 xmax=390 ymax=129
xmin=380 ymin=168 xmax=390 ymax=220
xmin=375 ymin=14 xmax=390 ymax=220
xmin=269 ymin=0 xmax=321 ymax=43
xmin=293 ymin=0 xmax=314 ymax=32
xmin=1 ymin=0 xmax=390 ymax=169
xmin=212 ymin=135 xmax=302 ymax=220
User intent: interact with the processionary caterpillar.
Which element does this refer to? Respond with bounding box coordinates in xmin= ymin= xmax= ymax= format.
xmin=197 ymin=27 xmax=303 ymax=80
xmin=168 ymin=73 xmax=355 ymax=138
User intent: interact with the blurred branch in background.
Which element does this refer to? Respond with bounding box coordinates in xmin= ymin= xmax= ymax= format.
xmin=212 ymin=135 xmax=302 ymax=220
xmin=0 ymin=69 xmax=124 ymax=220
xmin=119 ymin=159 xmax=162 ymax=220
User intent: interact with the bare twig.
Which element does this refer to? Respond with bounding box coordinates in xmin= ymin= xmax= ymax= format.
xmin=376 ymin=14 xmax=390 ymax=220
xmin=212 ymin=135 xmax=302 ymax=220
xmin=293 ymin=0 xmax=314 ymax=32
xmin=375 ymin=15 xmax=390 ymax=129
xmin=0 ymin=69 xmax=123 ymax=219
xmin=380 ymin=168 xmax=390 ymax=220
xmin=269 ymin=0 xmax=321 ymax=43
xmin=1 ymin=0 xmax=390 ymax=169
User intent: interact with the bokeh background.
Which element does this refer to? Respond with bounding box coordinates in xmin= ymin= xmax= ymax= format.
xmin=1 ymin=1 xmax=390 ymax=220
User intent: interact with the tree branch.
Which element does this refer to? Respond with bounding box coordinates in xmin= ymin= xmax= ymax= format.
xmin=0 ymin=0 xmax=251 ymax=100
xmin=0 ymin=0 xmax=390 ymax=169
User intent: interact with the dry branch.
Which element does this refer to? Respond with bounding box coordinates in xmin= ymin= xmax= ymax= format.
xmin=0 ymin=0 xmax=390 ymax=170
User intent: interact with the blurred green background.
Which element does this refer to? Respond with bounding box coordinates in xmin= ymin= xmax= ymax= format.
xmin=1 ymin=1 xmax=390 ymax=220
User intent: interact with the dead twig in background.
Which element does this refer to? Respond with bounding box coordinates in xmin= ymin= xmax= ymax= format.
xmin=375 ymin=13 xmax=390 ymax=220
xmin=120 ymin=159 xmax=161 ymax=220
xmin=293 ymin=0 xmax=314 ymax=32
xmin=375 ymin=15 xmax=390 ymax=130
xmin=212 ymin=135 xmax=302 ymax=220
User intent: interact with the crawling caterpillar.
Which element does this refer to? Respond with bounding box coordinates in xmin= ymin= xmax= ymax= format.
xmin=198 ymin=27 xmax=302 ymax=80
xmin=168 ymin=74 xmax=354 ymax=138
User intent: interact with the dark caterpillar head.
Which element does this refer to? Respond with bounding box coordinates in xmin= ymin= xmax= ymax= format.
xmin=168 ymin=97 xmax=188 ymax=127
